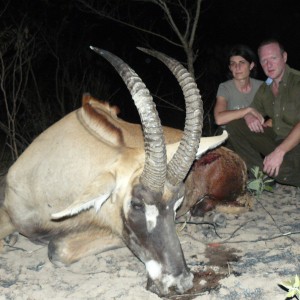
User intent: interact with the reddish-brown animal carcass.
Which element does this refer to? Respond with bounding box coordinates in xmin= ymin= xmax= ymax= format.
xmin=177 ymin=146 xmax=250 ymax=217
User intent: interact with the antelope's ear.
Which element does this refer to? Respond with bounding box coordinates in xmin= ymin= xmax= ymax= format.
xmin=196 ymin=130 xmax=228 ymax=159
xmin=51 ymin=173 xmax=115 ymax=219
xmin=165 ymin=131 xmax=228 ymax=162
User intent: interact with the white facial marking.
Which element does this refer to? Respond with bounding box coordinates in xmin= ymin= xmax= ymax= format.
xmin=145 ymin=260 xmax=162 ymax=280
xmin=145 ymin=204 xmax=159 ymax=232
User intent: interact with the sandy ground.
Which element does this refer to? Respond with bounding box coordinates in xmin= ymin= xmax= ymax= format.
xmin=1 ymin=183 xmax=300 ymax=300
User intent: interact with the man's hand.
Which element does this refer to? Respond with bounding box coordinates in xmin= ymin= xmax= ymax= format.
xmin=263 ymin=122 xmax=300 ymax=178
xmin=244 ymin=110 xmax=264 ymax=133
xmin=263 ymin=148 xmax=285 ymax=177
xmin=263 ymin=118 xmax=272 ymax=127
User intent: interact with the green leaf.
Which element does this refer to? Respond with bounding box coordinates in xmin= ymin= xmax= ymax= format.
xmin=264 ymin=179 xmax=274 ymax=183
xmin=251 ymin=166 xmax=259 ymax=178
xmin=281 ymin=280 xmax=293 ymax=289
xmin=264 ymin=185 xmax=274 ymax=192
xmin=286 ymin=289 xmax=296 ymax=297
xmin=248 ymin=180 xmax=261 ymax=191
xmin=247 ymin=166 xmax=276 ymax=197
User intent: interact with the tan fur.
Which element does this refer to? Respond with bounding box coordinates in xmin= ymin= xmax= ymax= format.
xmin=0 ymin=95 xmax=226 ymax=264
xmin=0 ymin=96 xmax=175 ymax=261
xmin=79 ymin=94 xmax=183 ymax=148
xmin=2 ymin=98 xmax=132 ymax=238
xmin=216 ymin=192 xmax=254 ymax=214
xmin=79 ymin=94 xmax=124 ymax=146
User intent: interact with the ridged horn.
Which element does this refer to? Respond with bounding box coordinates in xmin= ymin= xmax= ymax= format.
xmin=90 ymin=46 xmax=167 ymax=193
xmin=137 ymin=47 xmax=203 ymax=187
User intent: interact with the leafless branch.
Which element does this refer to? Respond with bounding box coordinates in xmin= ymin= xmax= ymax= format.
xmin=76 ymin=0 xmax=203 ymax=77
xmin=77 ymin=0 xmax=182 ymax=47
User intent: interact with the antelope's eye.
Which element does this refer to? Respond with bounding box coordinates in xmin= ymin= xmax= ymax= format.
xmin=131 ymin=198 xmax=144 ymax=211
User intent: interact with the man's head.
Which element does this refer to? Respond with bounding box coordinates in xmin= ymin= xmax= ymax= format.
xmin=258 ymin=39 xmax=287 ymax=82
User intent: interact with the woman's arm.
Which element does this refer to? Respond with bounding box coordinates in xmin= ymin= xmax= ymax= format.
xmin=214 ymin=96 xmax=262 ymax=125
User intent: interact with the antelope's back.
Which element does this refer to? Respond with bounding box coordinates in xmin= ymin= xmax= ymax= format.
xmin=5 ymin=96 xmax=131 ymax=212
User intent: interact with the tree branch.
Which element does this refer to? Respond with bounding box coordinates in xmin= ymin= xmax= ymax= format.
xmin=76 ymin=0 xmax=183 ymax=47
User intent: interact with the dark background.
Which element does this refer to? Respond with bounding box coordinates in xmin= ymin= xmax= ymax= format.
xmin=1 ymin=0 xmax=300 ymax=160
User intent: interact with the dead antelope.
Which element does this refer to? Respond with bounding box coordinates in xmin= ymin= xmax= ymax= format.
xmin=0 ymin=47 xmax=227 ymax=296
xmin=179 ymin=146 xmax=249 ymax=217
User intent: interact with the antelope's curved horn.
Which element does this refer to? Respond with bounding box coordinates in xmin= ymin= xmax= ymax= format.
xmin=90 ymin=46 xmax=167 ymax=193
xmin=137 ymin=47 xmax=203 ymax=186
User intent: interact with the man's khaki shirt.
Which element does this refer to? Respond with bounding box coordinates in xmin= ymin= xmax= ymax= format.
xmin=251 ymin=65 xmax=300 ymax=139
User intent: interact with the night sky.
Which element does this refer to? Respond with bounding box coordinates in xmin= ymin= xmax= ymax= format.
xmin=200 ymin=0 xmax=300 ymax=68
xmin=1 ymin=0 xmax=300 ymax=139
xmin=5 ymin=0 xmax=299 ymax=72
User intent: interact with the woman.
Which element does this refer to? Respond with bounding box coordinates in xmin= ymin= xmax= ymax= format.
xmin=214 ymin=44 xmax=264 ymax=127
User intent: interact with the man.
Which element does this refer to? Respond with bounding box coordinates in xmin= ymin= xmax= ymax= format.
xmin=226 ymin=39 xmax=300 ymax=187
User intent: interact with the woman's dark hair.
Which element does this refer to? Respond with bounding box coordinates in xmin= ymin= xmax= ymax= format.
xmin=227 ymin=44 xmax=258 ymax=78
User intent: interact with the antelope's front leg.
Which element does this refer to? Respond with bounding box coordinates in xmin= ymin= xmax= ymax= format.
xmin=48 ymin=228 xmax=124 ymax=266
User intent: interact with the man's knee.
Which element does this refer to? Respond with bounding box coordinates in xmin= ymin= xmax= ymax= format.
xmin=277 ymin=148 xmax=300 ymax=187
xmin=276 ymin=170 xmax=300 ymax=187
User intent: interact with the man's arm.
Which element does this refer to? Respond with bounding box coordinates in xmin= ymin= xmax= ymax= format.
xmin=244 ymin=84 xmax=267 ymax=132
xmin=263 ymin=121 xmax=300 ymax=177
xmin=244 ymin=111 xmax=265 ymax=132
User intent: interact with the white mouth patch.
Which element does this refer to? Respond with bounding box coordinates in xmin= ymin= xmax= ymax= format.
xmin=145 ymin=260 xmax=162 ymax=280
xmin=145 ymin=204 xmax=159 ymax=232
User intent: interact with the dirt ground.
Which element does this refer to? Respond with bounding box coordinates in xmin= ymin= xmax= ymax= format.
xmin=1 ymin=182 xmax=300 ymax=300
